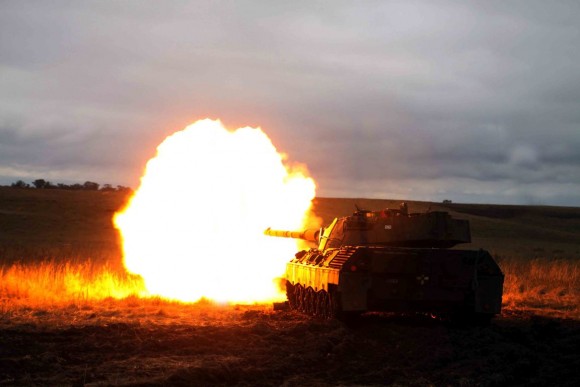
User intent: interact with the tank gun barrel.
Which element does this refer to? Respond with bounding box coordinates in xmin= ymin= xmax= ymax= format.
xmin=264 ymin=227 xmax=320 ymax=243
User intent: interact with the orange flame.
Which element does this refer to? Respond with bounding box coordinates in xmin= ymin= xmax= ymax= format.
xmin=114 ymin=119 xmax=316 ymax=303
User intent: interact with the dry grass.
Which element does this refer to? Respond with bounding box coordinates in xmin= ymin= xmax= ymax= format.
xmin=0 ymin=250 xmax=265 ymax=327
xmin=1 ymin=253 xmax=578 ymax=322
xmin=0 ymin=259 xmax=145 ymax=309
xmin=499 ymin=256 xmax=579 ymax=319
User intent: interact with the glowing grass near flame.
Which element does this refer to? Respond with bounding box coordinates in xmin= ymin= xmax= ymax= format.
xmin=114 ymin=119 xmax=316 ymax=303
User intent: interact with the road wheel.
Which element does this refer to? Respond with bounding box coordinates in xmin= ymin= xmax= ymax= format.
xmin=295 ymin=285 xmax=304 ymax=312
xmin=286 ymin=282 xmax=296 ymax=310
xmin=322 ymin=290 xmax=333 ymax=319
xmin=306 ymin=287 xmax=315 ymax=315
xmin=314 ymin=290 xmax=325 ymax=317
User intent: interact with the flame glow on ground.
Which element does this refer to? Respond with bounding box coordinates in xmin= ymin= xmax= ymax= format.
xmin=114 ymin=119 xmax=316 ymax=303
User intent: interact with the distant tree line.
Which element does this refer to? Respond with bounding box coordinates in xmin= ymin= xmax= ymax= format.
xmin=7 ymin=179 xmax=132 ymax=192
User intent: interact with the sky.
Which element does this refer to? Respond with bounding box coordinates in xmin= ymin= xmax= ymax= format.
xmin=1 ymin=1 xmax=579 ymax=206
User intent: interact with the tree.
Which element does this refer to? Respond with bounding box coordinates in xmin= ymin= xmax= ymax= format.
xmin=11 ymin=180 xmax=30 ymax=189
xmin=32 ymin=179 xmax=50 ymax=189
xmin=83 ymin=181 xmax=100 ymax=191
xmin=100 ymin=184 xmax=115 ymax=192
xmin=116 ymin=185 xmax=133 ymax=193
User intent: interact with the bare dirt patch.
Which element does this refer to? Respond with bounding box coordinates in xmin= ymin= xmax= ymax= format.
xmin=1 ymin=302 xmax=578 ymax=386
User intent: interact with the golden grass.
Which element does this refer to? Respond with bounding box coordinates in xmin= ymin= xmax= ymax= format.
xmin=0 ymin=251 xmax=270 ymax=328
xmin=0 ymin=255 xmax=273 ymax=330
xmin=1 ymin=253 xmax=578 ymax=321
xmin=0 ymin=259 xmax=146 ymax=308
xmin=499 ymin=256 xmax=579 ymax=319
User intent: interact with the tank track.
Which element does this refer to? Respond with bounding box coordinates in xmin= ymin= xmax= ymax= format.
xmin=286 ymin=282 xmax=338 ymax=319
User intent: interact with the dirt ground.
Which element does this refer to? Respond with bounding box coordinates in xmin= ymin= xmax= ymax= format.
xmin=1 ymin=189 xmax=578 ymax=385
xmin=1 ymin=303 xmax=578 ymax=386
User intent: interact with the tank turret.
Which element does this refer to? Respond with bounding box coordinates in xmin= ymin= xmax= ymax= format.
xmin=265 ymin=203 xmax=504 ymax=323
xmin=266 ymin=203 xmax=471 ymax=250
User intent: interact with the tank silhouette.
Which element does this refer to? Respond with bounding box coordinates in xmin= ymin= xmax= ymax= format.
xmin=265 ymin=203 xmax=504 ymax=322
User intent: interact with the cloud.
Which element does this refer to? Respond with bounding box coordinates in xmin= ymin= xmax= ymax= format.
xmin=0 ymin=1 xmax=579 ymax=205
xmin=509 ymin=145 xmax=539 ymax=168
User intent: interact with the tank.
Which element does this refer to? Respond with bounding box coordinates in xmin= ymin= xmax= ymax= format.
xmin=265 ymin=203 xmax=504 ymax=322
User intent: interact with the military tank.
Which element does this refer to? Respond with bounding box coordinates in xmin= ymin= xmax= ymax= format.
xmin=264 ymin=203 xmax=504 ymax=322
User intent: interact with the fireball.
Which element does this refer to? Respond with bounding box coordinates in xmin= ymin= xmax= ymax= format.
xmin=114 ymin=119 xmax=316 ymax=303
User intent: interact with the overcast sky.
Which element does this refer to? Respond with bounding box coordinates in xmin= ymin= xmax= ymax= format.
xmin=1 ymin=1 xmax=579 ymax=206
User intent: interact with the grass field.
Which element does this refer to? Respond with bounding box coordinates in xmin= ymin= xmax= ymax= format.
xmin=0 ymin=187 xmax=579 ymax=385
xmin=1 ymin=188 xmax=578 ymax=317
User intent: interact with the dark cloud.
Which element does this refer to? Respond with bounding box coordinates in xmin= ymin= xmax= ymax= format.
xmin=0 ymin=0 xmax=579 ymax=205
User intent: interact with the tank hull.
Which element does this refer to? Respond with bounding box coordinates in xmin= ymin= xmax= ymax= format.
xmin=285 ymin=246 xmax=504 ymax=319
